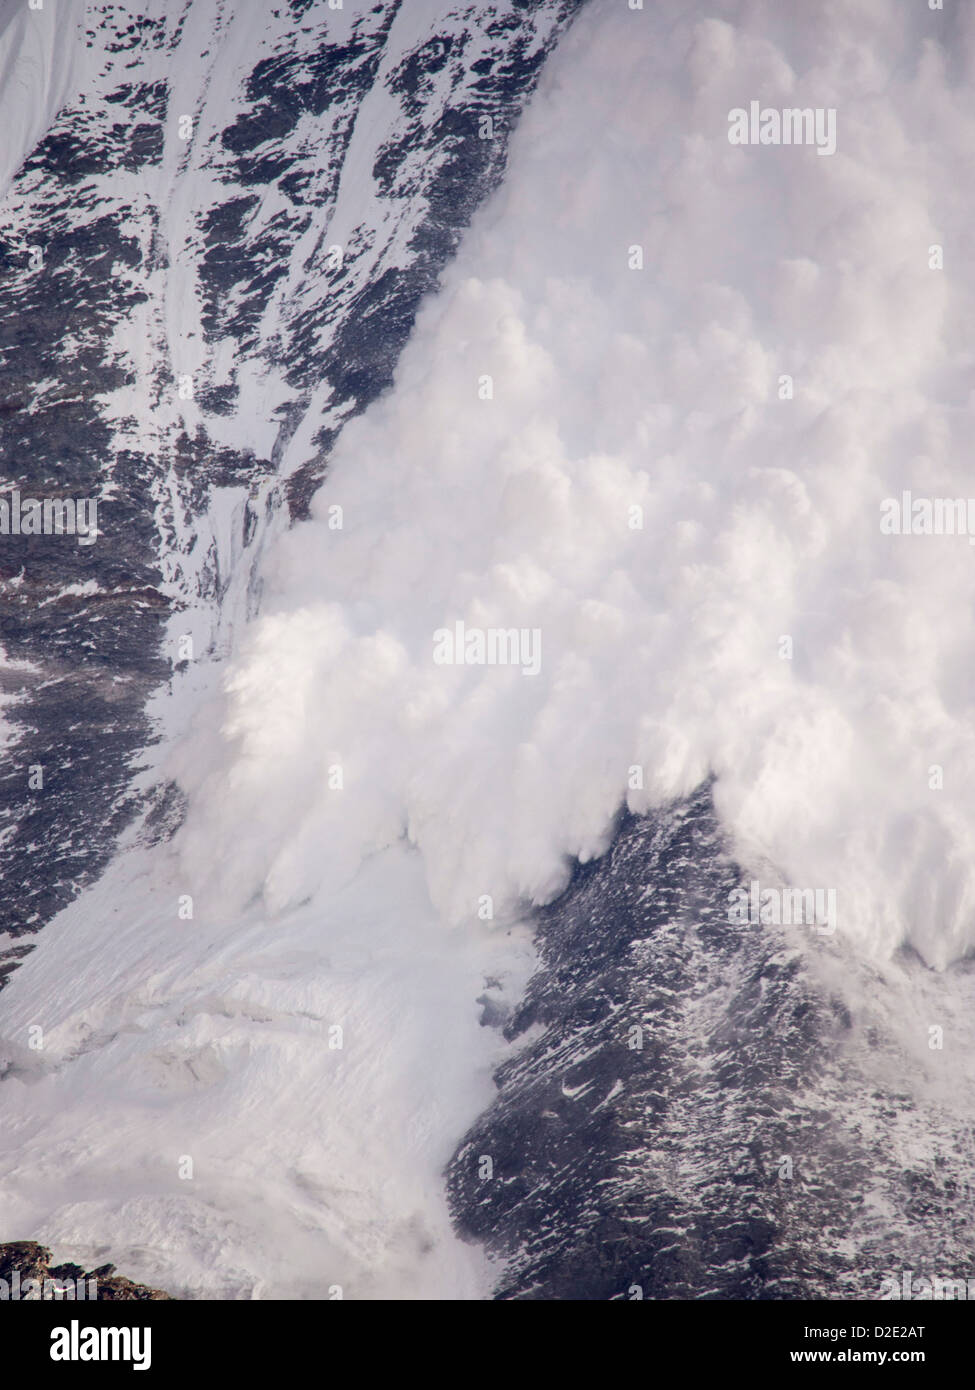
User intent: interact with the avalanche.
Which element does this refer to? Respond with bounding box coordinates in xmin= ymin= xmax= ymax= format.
xmin=2 ymin=0 xmax=975 ymax=1303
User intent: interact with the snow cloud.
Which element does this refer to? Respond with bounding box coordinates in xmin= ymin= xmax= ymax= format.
xmin=174 ymin=0 xmax=975 ymax=970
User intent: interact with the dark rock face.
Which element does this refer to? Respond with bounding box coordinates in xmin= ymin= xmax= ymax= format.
xmin=447 ymin=783 xmax=975 ymax=1300
xmin=0 ymin=1241 xmax=172 ymax=1300
xmin=0 ymin=0 xmax=587 ymax=968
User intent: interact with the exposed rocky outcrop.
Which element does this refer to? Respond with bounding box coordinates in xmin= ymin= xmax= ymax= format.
xmin=0 ymin=1241 xmax=173 ymax=1300
xmin=448 ymin=783 xmax=975 ymax=1299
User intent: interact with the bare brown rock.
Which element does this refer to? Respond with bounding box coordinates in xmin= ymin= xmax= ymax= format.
xmin=0 ymin=1241 xmax=173 ymax=1300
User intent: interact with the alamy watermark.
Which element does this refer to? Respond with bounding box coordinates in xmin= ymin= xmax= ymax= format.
xmin=0 ymin=1268 xmax=98 ymax=1300
xmin=880 ymin=492 xmax=975 ymax=544
xmin=728 ymin=102 xmax=836 ymax=156
xmin=0 ymin=489 xmax=99 ymax=545
xmin=728 ymin=879 xmax=837 ymax=935
xmin=433 ymin=621 xmax=541 ymax=677
xmin=881 ymin=1271 xmax=975 ymax=1300
xmin=50 ymin=1320 xmax=151 ymax=1371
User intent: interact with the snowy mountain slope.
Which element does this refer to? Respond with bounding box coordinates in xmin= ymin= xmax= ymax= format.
xmin=0 ymin=0 xmax=589 ymax=1299
xmin=449 ymin=785 xmax=975 ymax=1299
xmin=157 ymin=0 xmax=975 ymax=1300
xmin=0 ymin=831 xmax=536 ymax=1298
xmin=169 ymin=0 xmax=975 ymax=964
xmin=0 ymin=0 xmax=586 ymax=958
xmin=0 ymin=0 xmax=88 ymax=200
xmin=3 ymin=0 xmax=975 ymax=1306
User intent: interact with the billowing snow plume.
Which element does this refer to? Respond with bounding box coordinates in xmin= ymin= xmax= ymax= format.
xmin=177 ymin=0 xmax=975 ymax=969
xmin=3 ymin=0 xmax=975 ymax=1304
